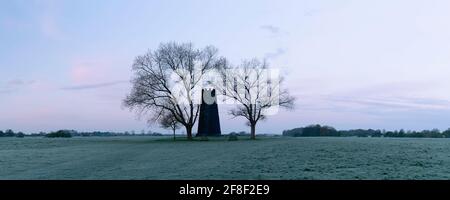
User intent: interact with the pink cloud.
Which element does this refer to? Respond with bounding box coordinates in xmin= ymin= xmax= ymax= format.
xmin=71 ymin=65 xmax=94 ymax=83
xmin=68 ymin=57 xmax=130 ymax=85
xmin=40 ymin=15 xmax=64 ymax=39
xmin=69 ymin=59 xmax=115 ymax=84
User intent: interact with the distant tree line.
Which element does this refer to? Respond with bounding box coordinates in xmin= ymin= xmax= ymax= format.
xmin=228 ymin=131 xmax=251 ymax=136
xmin=0 ymin=129 xmax=165 ymax=138
xmin=283 ymin=125 xmax=450 ymax=138
xmin=0 ymin=130 xmax=25 ymax=138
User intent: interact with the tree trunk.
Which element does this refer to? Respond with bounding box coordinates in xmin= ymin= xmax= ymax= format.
xmin=250 ymin=123 xmax=256 ymax=140
xmin=173 ymin=128 xmax=176 ymax=141
xmin=186 ymin=126 xmax=193 ymax=140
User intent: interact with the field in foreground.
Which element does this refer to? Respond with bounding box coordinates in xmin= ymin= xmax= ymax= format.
xmin=1 ymin=136 xmax=450 ymax=180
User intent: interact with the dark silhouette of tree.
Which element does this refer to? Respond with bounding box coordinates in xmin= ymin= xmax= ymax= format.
xmin=5 ymin=129 xmax=15 ymax=137
xmin=159 ymin=112 xmax=181 ymax=140
xmin=124 ymin=42 xmax=226 ymax=140
xmin=385 ymin=131 xmax=396 ymax=137
xmin=45 ymin=130 xmax=72 ymax=138
xmin=216 ymin=59 xmax=295 ymax=139
xmin=16 ymin=132 xmax=25 ymax=138
xmin=283 ymin=125 xmax=339 ymax=137
xmin=398 ymin=129 xmax=405 ymax=137
xmin=443 ymin=129 xmax=450 ymax=138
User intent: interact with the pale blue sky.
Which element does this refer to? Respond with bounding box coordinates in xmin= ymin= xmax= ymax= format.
xmin=1 ymin=0 xmax=450 ymax=133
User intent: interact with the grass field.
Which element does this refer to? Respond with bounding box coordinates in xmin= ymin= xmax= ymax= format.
xmin=1 ymin=136 xmax=450 ymax=180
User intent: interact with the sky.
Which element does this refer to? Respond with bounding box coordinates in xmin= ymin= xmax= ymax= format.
xmin=1 ymin=0 xmax=450 ymax=134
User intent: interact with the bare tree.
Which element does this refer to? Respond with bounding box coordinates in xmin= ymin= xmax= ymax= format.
xmin=216 ymin=59 xmax=295 ymax=140
xmin=159 ymin=112 xmax=181 ymax=140
xmin=124 ymin=42 xmax=226 ymax=140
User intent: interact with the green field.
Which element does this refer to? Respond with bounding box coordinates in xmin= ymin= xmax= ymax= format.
xmin=1 ymin=136 xmax=450 ymax=180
